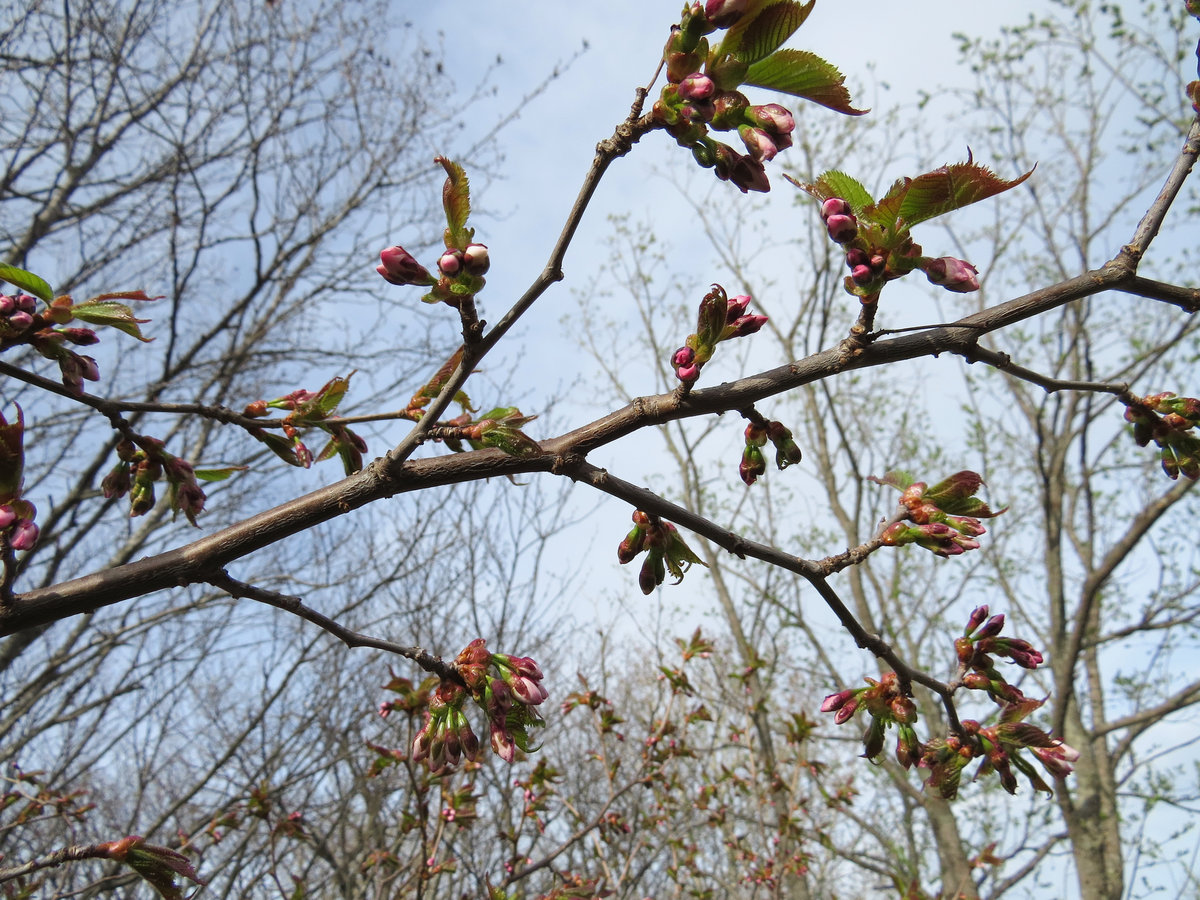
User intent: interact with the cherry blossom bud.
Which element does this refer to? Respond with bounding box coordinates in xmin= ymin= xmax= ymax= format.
xmin=672 ymin=346 xmax=695 ymax=368
xmin=462 ymin=243 xmax=490 ymax=275
xmin=15 ymin=294 xmax=36 ymax=314
xmin=923 ymin=256 xmax=980 ymax=293
xmin=705 ymin=0 xmax=750 ymax=28
xmin=676 ymin=362 xmax=700 ymax=383
xmin=738 ymin=126 xmax=778 ymax=162
xmin=9 ymin=519 xmax=37 ymax=551
xmin=825 ymin=214 xmax=858 ymax=244
xmin=845 ymin=248 xmax=870 ymax=269
xmin=490 ymin=721 xmax=517 ymax=763
xmin=976 ymin=613 xmax=1005 ymax=639
xmin=677 ymin=72 xmax=716 ymax=101
xmin=820 ymin=689 xmax=857 ymax=713
xmin=437 ymin=249 xmax=464 ymax=276
xmin=1032 ymin=741 xmax=1080 ymax=778
xmin=6 ymin=311 xmax=33 ymax=332
xmin=377 ymin=245 xmax=432 ymax=285
xmin=821 ymin=197 xmax=851 ymax=219
xmin=965 ymin=605 xmax=989 ymax=634
xmin=0 ymin=295 xmax=13 ymax=315
xmin=748 ymin=103 xmax=795 ymax=135
xmin=728 ymin=313 xmax=767 ymax=337
xmin=0 ymin=506 xmax=14 ymax=529
xmin=850 ymin=264 xmax=874 ymax=285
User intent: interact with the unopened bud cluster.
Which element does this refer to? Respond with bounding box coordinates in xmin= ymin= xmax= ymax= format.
xmin=876 ymin=470 xmax=1002 ymax=558
xmin=102 ymin=438 xmax=208 ymax=524
xmin=1124 ymin=391 xmax=1200 ymax=480
xmin=651 ymin=3 xmax=795 ymax=192
xmin=617 ymin=509 xmax=706 ymax=595
xmin=671 ymin=285 xmax=767 ymax=388
xmin=0 ymin=407 xmax=38 ymax=553
xmin=739 ymin=419 xmax=802 ymax=485
xmin=377 ymin=241 xmax=490 ymax=309
xmin=1 ymin=292 xmax=103 ymax=394
xmin=823 ymin=607 xmax=1077 ymax=798
xmin=406 ymin=639 xmax=548 ymax=773
xmin=243 ymin=376 xmax=368 ymax=474
xmin=815 ymin=197 xmax=981 ymax=300
xmin=820 ymin=671 xmax=921 ymax=768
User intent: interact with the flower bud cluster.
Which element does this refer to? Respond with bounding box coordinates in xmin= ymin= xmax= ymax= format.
xmin=410 ymin=681 xmax=481 ymax=774
xmin=671 ymin=285 xmax=767 ymax=388
xmin=243 ymin=376 xmax=368 ymax=474
xmin=874 ymin=470 xmax=1003 ymax=558
xmin=824 ymin=609 xmax=1076 ymax=798
xmin=956 ymin=604 xmax=1044 ymax=673
xmin=0 ymin=406 xmax=38 ymax=553
xmin=811 ymin=196 xmax=982 ymax=300
xmin=820 ymin=672 xmax=922 ymax=768
xmin=738 ymin=419 xmax=802 ymax=485
xmin=617 ymin=509 xmax=706 ymax=595
xmin=652 ymin=5 xmax=795 ymax=192
xmin=0 ymin=292 xmax=38 ymax=338
xmin=456 ymin=639 xmax=548 ymax=766
xmin=1124 ymin=391 xmax=1200 ymax=480
xmin=377 ymin=242 xmax=489 ymax=308
xmin=2 ymin=292 xmax=105 ymax=393
xmin=102 ymin=438 xmax=208 ymax=524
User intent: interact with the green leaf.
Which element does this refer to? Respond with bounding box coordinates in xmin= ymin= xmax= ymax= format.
xmin=480 ymin=426 xmax=541 ymax=458
xmin=743 ymin=49 xmax=867 ymax=115
xmin=0 ymin=263 xmax=53 ymax=303
xmin=800 ymin=170 xmax=875 ymax=213
xmin=436 ymin=156 xmax=472 ymax=248
xmin=72 ymin=299 xmax=153 ymax=341
xmin=193 ymin=466 xmax=247 ymax=482
xmin=729 ymin=1 xmax=814 ymax=65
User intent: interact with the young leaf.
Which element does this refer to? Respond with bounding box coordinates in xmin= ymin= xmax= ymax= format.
xmin=728 ymin=0 xmax=815 ymax=65
xmin=72 ymin=299 xmax=153 ymax=342
xmin=743 ymin=49 xmax=867 ymax=115
xmin=0 ymin=263 xmax=53 ymax=303
xmin=797 ymin=170 xmax=875 ymax=213
xmin=871 ymin=159 xmax=1035 ymax=230
xmin=436 ymin=156 xmax=472 ymax=248
xmin=194 ymin=466 xmax=248 ymax=482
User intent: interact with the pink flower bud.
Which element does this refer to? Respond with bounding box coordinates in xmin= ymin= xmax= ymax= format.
xmin=13 ymin=518 xmax=43 ymax=550
xmin=0 ymin=505 xmax=14 ymax=529
xmin=462 ymin=243 xmax=490 ymax=275
xmin=976 ymin=613 xmax=1005 ymax=639
xmin=0 ymin=295 xmax=13 ymax=315
xmin=738 ymin=126 xmax=779 ymax=162
xmin=725 ymin=294 xmax=751 ymax=322
xmin=845 ymin=248 xmax=870 ymax=269
xmin=15 ymin=294 xmax=36 ymax=314
xmin=677 ymin=72 xmax=716 ymax=101
xmin=377 ymin=245 xmax=432 ymax=285
xmin=705 ymin=0 xmax=749 ymax=27
xmin=923 ymin=256 xmax=980 ymax=293
xmin=825 ymin=214 xmax=858 ymax=244
xmin=748 ymin=103 xmax=795 ymax=135
xmin=820 ymin=689 xmax=857 ymax=713
xmin=728 ymin=313 xmax=768 ymax=338
xmin=676 ymin=362 xmax=700 ymax=383
xmin=490 ymin=721 xmax=517 ymax=763
xmin=821 ymin=197 xmax=851 ymax=219
xmin=850 ymin=264 xmax=874 ymax=285
xmin=437 ymin=249 xmax=464 ymax=276
xmin=672 ymin=346 xmax=695 ymax=368
xmin=6 ymin=311 xmax=33 ymax=332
